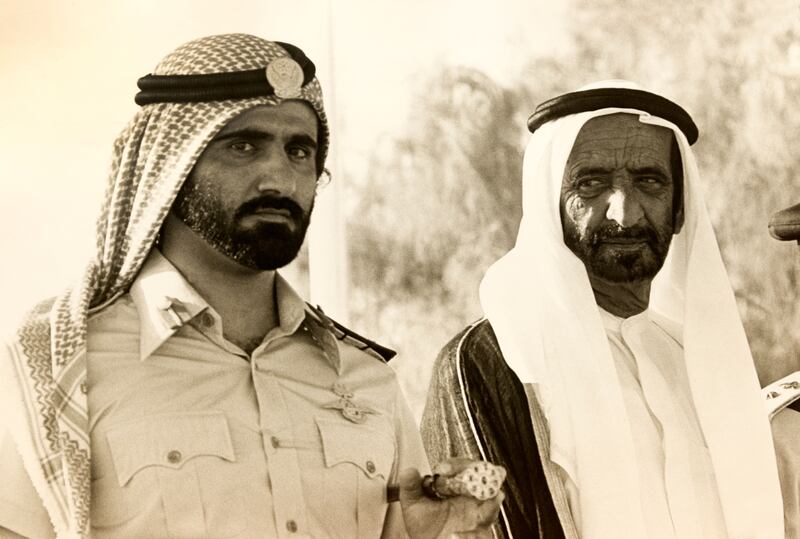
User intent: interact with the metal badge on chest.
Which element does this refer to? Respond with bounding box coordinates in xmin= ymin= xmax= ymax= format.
xmin=323 ymin=382 xmax=378 ymax=424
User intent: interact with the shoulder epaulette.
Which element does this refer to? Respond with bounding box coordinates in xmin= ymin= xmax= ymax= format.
xmin=763 ymin=371 xmax=800 ymax=420
xmin=305 ymin=304 xmax=396 ymax=362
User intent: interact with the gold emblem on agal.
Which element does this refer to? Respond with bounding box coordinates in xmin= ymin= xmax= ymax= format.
xmin=266 ymin=57 xmax=304 ymax=99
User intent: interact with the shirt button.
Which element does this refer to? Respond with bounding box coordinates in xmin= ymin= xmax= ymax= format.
xmin=270 ymin=436 xmax=280 ymax=448
xmin=286 ymin=520 xmax=298 ymax=533
xmin=166 ymin=450 xmax=182 ymax=464
xmin=366 ymin=460 xmax=376 ymax=473
xmin=199 ymin=312 xmax=214 ymax=328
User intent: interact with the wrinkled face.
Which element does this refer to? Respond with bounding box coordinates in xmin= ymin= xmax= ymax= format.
xmin=560 ymin=113 xmax=678 ymax=283
xmin=173 ymin=101 xmax=319 ymax=270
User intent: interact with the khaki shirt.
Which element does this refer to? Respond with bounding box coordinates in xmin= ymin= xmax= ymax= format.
xmin=1 ymin=251 xmax=428 ymax=538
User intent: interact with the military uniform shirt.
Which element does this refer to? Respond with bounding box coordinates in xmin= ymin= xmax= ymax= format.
xmin=0 ymin=249 xmax=428 ymax=539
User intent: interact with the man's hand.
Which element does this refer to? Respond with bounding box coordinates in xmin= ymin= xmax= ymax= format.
xmin=399 ymin=458 xmax=505 ymax=539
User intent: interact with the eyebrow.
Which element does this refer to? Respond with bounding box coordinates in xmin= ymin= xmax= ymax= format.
xmin=628 ymin=166 xmax=670 ymax=178
xmin=288 ymin=134 xmax=318 ymax=150
xmin=572 ymin=166 xmax=613 ymax=177
xmin=571 ymin=165 xmax=670 ymax=178
xmin=212 ymin=128 xmax=317 ymax=149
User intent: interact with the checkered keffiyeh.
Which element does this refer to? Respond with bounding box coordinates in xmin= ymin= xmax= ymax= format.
xmin=1 ymin=34 xmax=329 ymax=538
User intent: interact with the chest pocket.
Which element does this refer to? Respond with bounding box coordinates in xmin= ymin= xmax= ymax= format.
xmin=316 ymin=417 xmax=395 ymax=538
xmin=96 ymin=411 xmax=246 ymax=538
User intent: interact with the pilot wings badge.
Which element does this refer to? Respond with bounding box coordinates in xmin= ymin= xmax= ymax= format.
xmin=323 ymin=382 xmax=378 ymax=424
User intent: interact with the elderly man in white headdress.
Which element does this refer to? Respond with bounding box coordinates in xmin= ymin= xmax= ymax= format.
xmin=421 ymin=80 xmax=784 ymax=538
xmin=0 ymin=34 xmax=503 ymax=539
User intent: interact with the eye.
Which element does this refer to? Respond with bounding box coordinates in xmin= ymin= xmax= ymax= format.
xmin=574 ymin=177 xmax=607 ymax=196
xmin=635 ymin=176 xmax=668 ymax=191
xmin=287 ymin=145 xmax=313 ymax=160
xmin=228 ymin=141 xmax=257 ymax=154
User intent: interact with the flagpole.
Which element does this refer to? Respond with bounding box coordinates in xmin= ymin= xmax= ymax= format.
xmin=307 ymin=0 xmax=349 ymax=324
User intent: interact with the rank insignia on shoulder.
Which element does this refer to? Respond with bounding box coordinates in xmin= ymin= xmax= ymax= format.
xmin=763 ymin=371 xmax=800 ymax=419
xmin=305 ymin=304 xmax=396 ymax=362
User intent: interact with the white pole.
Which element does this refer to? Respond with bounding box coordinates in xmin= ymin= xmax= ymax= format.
xmin=307 ymin=0 xmax=349 ymax=324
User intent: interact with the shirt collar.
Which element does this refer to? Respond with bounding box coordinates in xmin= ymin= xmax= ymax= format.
xmin=274 ymin=273 xmax=306 ymax=336
xmin=130 ymin=249 xmax=332 ymax=364
xmin=261 ymin=271 xmax=343 ymax=373
xmin=597 ymin=306 xmax=648 ymax=335
xmin=597 ymin=306 xmax=683 ymax=345
xmin=130 ymin=249 xmax=211 ymax=361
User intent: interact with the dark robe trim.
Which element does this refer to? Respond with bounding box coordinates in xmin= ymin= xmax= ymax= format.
xmin=769 ymin=202 xmax=800 ymax=242
xmin=459 ymin=320 xmax=566 ymax=538
xmin=527 ymin=88 xmax=699 ymax=145
xmin=134 ymin=41 xmax=315 ymax=106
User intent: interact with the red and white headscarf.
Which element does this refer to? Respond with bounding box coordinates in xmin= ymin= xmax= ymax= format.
xmin=1 ymin=34 xmax=329 ymax=538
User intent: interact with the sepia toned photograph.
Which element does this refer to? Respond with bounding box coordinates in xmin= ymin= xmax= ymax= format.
xmin=1 ymin=0 xmax=798 ymax=537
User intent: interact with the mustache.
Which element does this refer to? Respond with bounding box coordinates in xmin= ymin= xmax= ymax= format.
xmin=235 ymin=195 xmax=305 ymax=222
xmin=589 ymin=223 xmax=659 ymax=247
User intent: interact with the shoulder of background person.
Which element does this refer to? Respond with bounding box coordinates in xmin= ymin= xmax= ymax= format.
xmin=763 ymin=371 xmax=800 ymax=420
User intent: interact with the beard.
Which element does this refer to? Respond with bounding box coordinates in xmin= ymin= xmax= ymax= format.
xmin=172 ymin=177 xmax=313 ymax=271
xmin=563 ymin=221 xmax=673 ymax=282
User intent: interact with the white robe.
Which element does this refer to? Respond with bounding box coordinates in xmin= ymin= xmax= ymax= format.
xmin=480 ymin=80 xmax=783 ymax=538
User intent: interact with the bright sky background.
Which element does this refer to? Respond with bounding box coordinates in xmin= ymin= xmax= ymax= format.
xmin=0 ymin=0 xmax=568 ymax=331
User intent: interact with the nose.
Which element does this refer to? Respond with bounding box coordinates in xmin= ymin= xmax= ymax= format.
xmin=605 ymin=186 xmax=644 ymax=228
xmin=254 ymin=151 xmax=296 ymax=196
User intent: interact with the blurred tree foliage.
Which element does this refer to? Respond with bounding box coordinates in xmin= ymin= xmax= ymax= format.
xmin=347 ymin=67 xmax=532 ymax=407
xmin=563 ymin=0 xmax=800 ymax=386
xmin=348 ymin=0 xmax=800 ymax=415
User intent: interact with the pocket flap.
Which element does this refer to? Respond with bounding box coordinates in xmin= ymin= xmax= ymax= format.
xmin=106 ymin=411 xmax=234 ymax=486
xmin=316 ymin=417 xmax=394 ymax=480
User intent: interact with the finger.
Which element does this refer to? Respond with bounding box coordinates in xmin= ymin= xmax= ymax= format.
xmin=439 ymin=490 xmax=504 ymax=534
xmin=433 ymin=457 xmax=478 ymax=476
xmin=423 ymin=473 xmax=471 ymax=499
xmin=475 ymin=491 xmax=505 ymax=528
xmin=452 ymin=493 xmax=505 ymax=531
